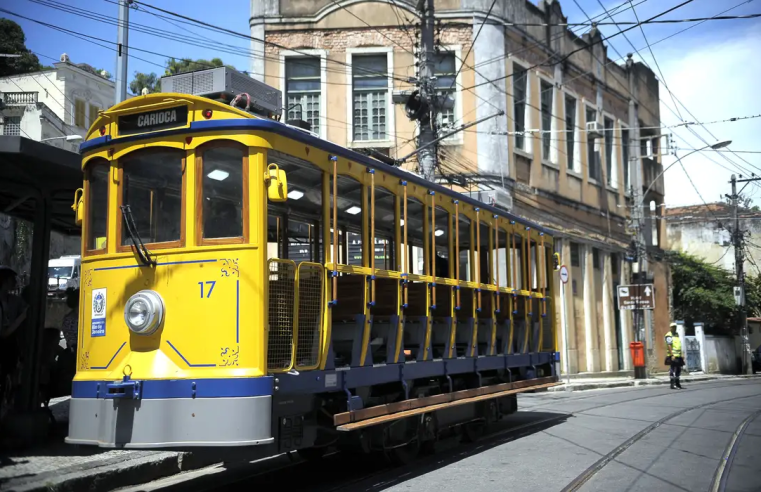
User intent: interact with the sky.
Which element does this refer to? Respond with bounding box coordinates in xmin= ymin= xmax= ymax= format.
xmin=4 ymin=0 xmax=761 ymax=208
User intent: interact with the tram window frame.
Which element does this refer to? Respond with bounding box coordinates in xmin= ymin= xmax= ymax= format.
xmin=116 ymin=147 xmax=186 ymax=252
xmin=195 ymin=141 xmax=249 ymax=246
xmin=83 ymin=158 xmax=110 ymax=256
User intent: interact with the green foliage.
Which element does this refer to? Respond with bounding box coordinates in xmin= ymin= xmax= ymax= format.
xmin=130 ymin=57 xmax=237 ymax=96
xmin=95 ymin=68 xmax=113 ymax=80
xmin=667 ymin=251 xmax=761 ymax=332
xmin=129 ymin=71 xmax=159 ymax=95
xmin=667 ymin=251 xmax=736 ymax=330
xmin=0 ymin=18 xmax=43 ymax=76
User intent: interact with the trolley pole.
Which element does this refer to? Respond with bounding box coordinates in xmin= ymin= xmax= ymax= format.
xmin=416 ymin=0 xmax=438 ymax=181
xmin=114 ymin=0 xmax=132 ymax=105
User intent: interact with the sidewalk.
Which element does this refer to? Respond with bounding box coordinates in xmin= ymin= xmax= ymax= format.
xmin=0 ymin=397 xmax=225 ymax=492
xmin=547 ymin=372 xmax=761 ymax=392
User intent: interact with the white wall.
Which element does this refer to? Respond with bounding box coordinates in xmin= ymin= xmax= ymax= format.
xmin=702 ymin=335 xmax=739 ymax=374
xmin=0 ymin=61 xmax=114 ymax=134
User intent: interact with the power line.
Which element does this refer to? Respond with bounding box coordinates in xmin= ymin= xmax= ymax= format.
xmin=131 ymin=0 xmax=411 ymax=83
xmin=461 ymin=0 xmax=695 ymax=92
xmin=446 ymin=0 xmax=496 ymax=94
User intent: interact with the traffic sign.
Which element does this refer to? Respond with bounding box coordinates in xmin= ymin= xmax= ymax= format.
xmin=559 ymin=265 xmax=569 ymax=284
xmin=617 ymin=284 xmax=655 ymax=310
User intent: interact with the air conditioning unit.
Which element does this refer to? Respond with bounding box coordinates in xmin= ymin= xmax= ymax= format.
xmin=464 ymin=188 xmax=513 ymax=213
xmin=586 ymin=120 xmax=602 ymax=139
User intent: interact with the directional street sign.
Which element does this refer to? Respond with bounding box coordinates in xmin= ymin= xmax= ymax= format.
xmin=559 ymin=265 xmax=569 ymax=284
xmin=617 ymin=284 xmax=655 ymax=310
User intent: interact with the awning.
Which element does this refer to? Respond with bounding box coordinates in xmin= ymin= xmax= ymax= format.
xmin=0 ymin=136 xmax=82 ymax=234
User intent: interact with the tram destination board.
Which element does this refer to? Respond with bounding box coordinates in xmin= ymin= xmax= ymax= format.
xmin=118 ymin=105 xmax=188 ymax=135
xmin=617 ymin=284 xmax=655 ymax=310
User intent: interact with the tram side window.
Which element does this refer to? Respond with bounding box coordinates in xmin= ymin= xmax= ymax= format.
xmin=511 ymin=233 xmax=523 ymax=289
xmin=373 ymin=187 xmax=396 ymax=271
xmin=458 ymin=214 xmax=472 ymax=281
xmin=432 ymin=206 xmax=450 ymax=278
xmin=494 ymin=227 xmax=508 ymax=288
xmin=479 ymin=221 xmax=490 ymax=284
xmin=329 ymin=175 xmax=363 ymax=267
xmin=199 ymin=145 xmax=246 ymax=241
xmin=120 ymin=149 xmax=183 ymax=247
xmin=401 ymin=198 xmax=425 ymax=275
xmin=86 ymin=160 xmax=109 ymax=252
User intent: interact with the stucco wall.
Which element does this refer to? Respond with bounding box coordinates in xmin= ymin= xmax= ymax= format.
xmin=703 ymin=335 xmax=740 ymax=374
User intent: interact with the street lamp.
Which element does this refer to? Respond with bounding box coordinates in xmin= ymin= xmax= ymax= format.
xmin=40 ymin=135 xmax=83 ymax=142
xmin=639 ymin=140 xmax=732 ymax=204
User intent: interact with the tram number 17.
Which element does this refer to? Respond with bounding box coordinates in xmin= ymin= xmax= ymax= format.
xmin=198 ymin=281 xmax=216 ymax=298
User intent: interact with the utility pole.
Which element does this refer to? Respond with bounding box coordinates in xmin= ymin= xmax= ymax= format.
xmin=626 ymin=54 xmax=645 ymax=349
xmin=729 ymin=174 xmax=758 ymax=374
xmin=114 ymin=0 xmax=132 ymax=104
xmin=415 ymin=0 xmax=438 ymax=181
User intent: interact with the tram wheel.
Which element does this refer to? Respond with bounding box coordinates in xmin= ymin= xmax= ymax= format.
xmin=297 ymin=446 xmax=329 ymax=461
xmin=386 ymin=436 xmax=420 ymax=466
xmin=461 ymin=420 xmax=486 ymax=443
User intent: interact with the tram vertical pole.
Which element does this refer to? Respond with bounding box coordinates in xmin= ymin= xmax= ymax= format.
xmin=115 ymin=0 xmax=132 ymax=104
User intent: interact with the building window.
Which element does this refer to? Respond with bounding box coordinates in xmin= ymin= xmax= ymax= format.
xmin=540 ymin=80 xmax=553 ymax=161
xmin=89 ymin=104 xmax=100 ymax=128
xmin=434 ymin=52 xmax=457 ymax=132
xmin=513 ymin=64 xmax=528 ymax=151
xmin=565 ymin=95 xmax=577 ymax=172
xmin=75 ymin=99 xmax=86 ymax=128
xmin=570 ymin=242 xmax=580 ymax=267
xmin=611 ymin=253 xmax=619 ymax=276
xmin=285 ymin=57 xmax=321 ymax=135
xmin=586 ymin=106 xmax=600 ymax=181
xmin=622 ymin=127 xmax=630 ymax=190
xmin=3 ymin=116 xmax=21 ymax=136
xmin=604 ymin=117 xmax=615 ymax=187
xmin=593 ymin=248 xmax=600 ymax=269
xmin=352 ymin=54 xmax=388 ymax=141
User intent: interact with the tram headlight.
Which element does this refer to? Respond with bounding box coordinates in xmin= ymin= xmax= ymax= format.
xmin=124 ymin=290 xmax=164 ymax=335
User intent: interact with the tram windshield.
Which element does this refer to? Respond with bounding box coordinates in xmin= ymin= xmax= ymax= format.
xmin=120 ymin=149 xmax=184 ymax=246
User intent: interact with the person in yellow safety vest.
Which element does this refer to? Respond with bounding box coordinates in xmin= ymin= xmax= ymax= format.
xmin=665 ymin=323 xmax=684 ymax=389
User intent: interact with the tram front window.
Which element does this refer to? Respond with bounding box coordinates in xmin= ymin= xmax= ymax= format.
xmin=120 ymin=149 xmax=184 ymax=247
xmin=86 ymin=160 xmax=109 ymax=252
xmin=200 ymin=145 xmax=245 ymax=240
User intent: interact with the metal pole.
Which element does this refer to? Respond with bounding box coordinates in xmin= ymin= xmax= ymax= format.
xmin=560 ymin=276 xmax=571 ymax=390
xmin=417 ymin=0 xmax=438 ymax=181
xmin=731 ymin=174 xmax=751 ymax=374
xmin=115 ymin=0 xmax=131 ymax=104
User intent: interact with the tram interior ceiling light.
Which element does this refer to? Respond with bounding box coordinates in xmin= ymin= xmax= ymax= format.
xmin=207 ymin=170 xmax=229 ymax=181
xmin=287 ymin=189 xmax=304 ymax=200
xmin=346 ymin=206 xmax=362 ymax=215
xmin=435 ymin=229 xmax=444 ymax=237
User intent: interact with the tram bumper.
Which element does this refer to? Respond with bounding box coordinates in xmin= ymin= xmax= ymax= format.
xmin=66 ymin=378 xmax=274 ymax=449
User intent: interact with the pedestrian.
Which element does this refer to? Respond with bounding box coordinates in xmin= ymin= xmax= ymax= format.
xmin=61 ymin=287 xmax=79 ymax=352
xmin=665 ymin=323 xmax=684 ymax=389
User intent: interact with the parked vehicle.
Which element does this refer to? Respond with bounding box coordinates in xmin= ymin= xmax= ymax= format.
xmin=752 ymin=345 xmax=761 ymax=373
xmin=47 ymin=256 xmax=80 ymax=298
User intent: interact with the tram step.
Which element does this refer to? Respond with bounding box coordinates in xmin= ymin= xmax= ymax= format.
xmin=334 ymin=377 xmax=560 ymax=431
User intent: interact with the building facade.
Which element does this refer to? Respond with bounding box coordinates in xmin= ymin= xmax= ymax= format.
xmin=666 ymin=203 xmax=761 ymax=274
xmin=250 ymin=0 xmax=668 ymax=375
xmin=0 ymin=54 xmax=113 ymax=278
xmin=0 ymin=54 xmax=114 ymax=152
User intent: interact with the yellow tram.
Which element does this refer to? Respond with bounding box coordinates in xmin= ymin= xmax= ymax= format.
xmin=66 ymin=70 xmax=559 ymax=456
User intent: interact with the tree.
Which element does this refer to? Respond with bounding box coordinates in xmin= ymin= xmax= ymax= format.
xmin=129 ymin=71 xmax=159 ymax=95
xmin=95 ymin=68 xmax=113 ymax=80
xmin=666 ymin=251 xmax=761 ymax=332
xmin=0 ymin=18 xmax=43 ymax=76
xmin=130 ymin=57 xmax=237 ymax=95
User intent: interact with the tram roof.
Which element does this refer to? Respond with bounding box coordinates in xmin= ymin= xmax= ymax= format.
xmin=80 ymin=117 xmax=551 ymax=235
xmin=0 ymin=136 xmax=82 ymax=235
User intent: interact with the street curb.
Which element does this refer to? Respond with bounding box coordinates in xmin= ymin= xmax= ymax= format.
xmin=5 ymin=451 xmax=219 ymax=492
xmin=546 ymin=374 xmax=760 ymax=392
